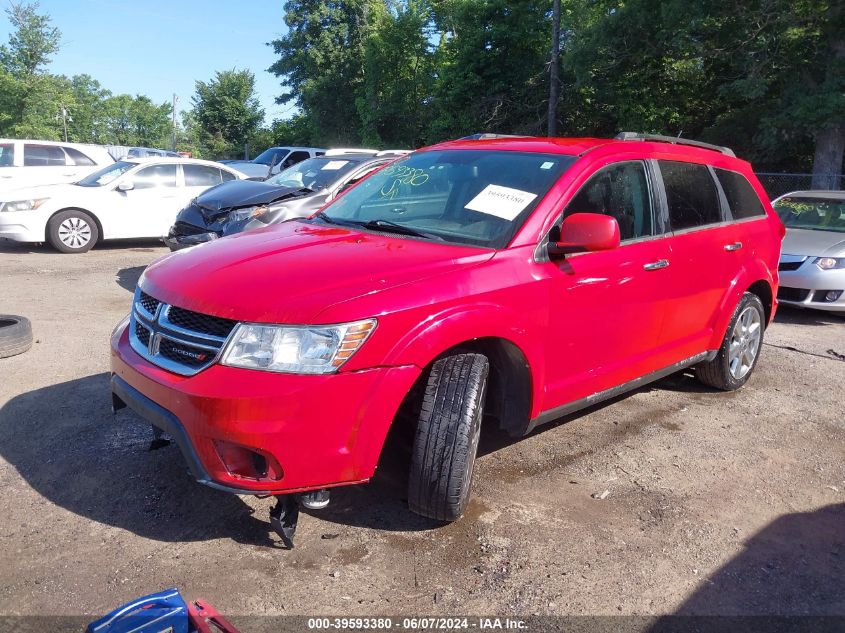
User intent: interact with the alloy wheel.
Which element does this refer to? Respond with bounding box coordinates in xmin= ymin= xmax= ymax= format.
xmin=728 ymin=305 xmax=762 ymax=380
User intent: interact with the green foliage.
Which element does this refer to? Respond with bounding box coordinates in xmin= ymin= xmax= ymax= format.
xmin=426 ymin=0 xmax=552 ymax=142
xmin=357 ymin=0 xmax=434 ymax=146
xmin=270 ymin=0 xmax=843 ymax=173
xmin=191 ymin=69 xmax=265 ymax=159
xmin=0 ymin=1 xmax=60 ymax=77
xmin=269 ymin=0 xmax=373 ymax=145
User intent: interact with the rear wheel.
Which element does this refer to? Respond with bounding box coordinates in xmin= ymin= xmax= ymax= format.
xmin=47 ymin=210 xmax=98 ymax=253
xmin=408 ymin=353 xmax=489 ymax=521
xmin=696 ymin=292 xmax=765 ymax=390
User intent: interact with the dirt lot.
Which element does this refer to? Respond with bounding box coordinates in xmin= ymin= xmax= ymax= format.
xmin=0 ymin=238 xmax=843 ymax=622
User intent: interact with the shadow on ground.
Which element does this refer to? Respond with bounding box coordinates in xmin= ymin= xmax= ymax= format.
xmin=647 ymin=504 xmax=844 ymax=629
xmin=774 ymin=305 xmax=845 ymax=326
xmin=0 ymin=368 xmax=741 ymax=541
xmin=0 ymin=237 xmax=164 ymax=256
xmin=115 ymin=265 xmax=147 ymax=293
xmin=0 ymin=373 xmax=281 ymax=548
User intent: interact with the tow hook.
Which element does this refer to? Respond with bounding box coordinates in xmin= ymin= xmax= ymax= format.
xmin=269 ymin=489 xmax=331 ymax=548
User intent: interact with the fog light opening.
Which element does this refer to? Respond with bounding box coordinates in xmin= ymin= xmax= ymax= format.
xmin=213 ymin=440 xmax=284 ymax=481
xmin=824 ymin=290 xmax=843 ymax=302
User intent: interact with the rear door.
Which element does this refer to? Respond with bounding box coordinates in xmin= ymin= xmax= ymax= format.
xmin=183 ymin=163 xmax=225 ymax=198
xmin=655 ymin=159 xmax=735 ymax=361
xmin=543 ymin=160 xmax=673 ymax=408
xmin=18 ymin=143 xmax=75 ymax=188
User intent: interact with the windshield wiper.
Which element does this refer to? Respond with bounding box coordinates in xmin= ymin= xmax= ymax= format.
xmin=357 ymin=219 xmax=443 ymax=241
xmin=312 ymin=211 xmax=354 ymax=226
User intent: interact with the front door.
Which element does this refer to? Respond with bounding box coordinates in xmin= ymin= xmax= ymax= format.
xmin=542 ymin=160 xmax=672 ymax=410
xmin=116 ymin=163 xmax=184 ymax=238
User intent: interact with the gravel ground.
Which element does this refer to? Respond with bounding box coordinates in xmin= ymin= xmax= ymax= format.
xmin=0 ymin=238 xmax=843 ymax=622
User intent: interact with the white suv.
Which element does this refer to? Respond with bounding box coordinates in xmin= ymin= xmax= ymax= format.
xmin=0 ymin=139 xmax=115 ymax=193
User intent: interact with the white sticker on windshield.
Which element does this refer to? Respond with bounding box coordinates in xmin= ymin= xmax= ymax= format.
xmin=464 ymin=185 xmax=538 ymax=220
xmin=321 ymin=160 xmax=349 ymax=171
xmin=540 ymin=161 xmax=554 ymax=170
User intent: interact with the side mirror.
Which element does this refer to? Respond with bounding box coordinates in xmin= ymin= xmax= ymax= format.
xmin=548 ymin=213 xmax=620 ymax=258
xmin=117 ymin=181 xmax=134 ymax=192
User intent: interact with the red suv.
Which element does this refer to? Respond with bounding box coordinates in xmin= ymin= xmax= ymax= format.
xmin=111 ymin=133 xmax=781 ymax=542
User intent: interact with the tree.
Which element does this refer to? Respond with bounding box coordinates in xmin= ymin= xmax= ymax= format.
xmin=0 ymin=1 xmax=64 ymax=138
xmin=427 ymin=0 xmax=551 ymax=142
xmin=357 ymin=0 xmax=434 ymax=147
xmin=0 ymin=1 xmax=59 ymax=77
xmin=191 ymin=69 xmax=264 ymax=158
xmin=269 ymin=0 xmax=374 ymax=145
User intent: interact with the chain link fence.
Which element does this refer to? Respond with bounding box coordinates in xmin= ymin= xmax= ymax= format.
xmin=755 ymin=173 xmax=844 ymax=200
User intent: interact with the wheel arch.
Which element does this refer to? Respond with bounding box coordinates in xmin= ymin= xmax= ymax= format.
xmin=709 ymin=263 xmax=776 ymax=350
xmin=48 ymin=207 xmax=104 ymax=244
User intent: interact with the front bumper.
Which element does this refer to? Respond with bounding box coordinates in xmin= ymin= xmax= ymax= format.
xmin=163 ymin=228 xmax=220 ymax=251
xmin=110 ymin=320 xmax=421 ymax=494
xmin=777 ymin=259 xmax=845 ymax=312
xmin=0 ymin=213 xmax=45 ymax=242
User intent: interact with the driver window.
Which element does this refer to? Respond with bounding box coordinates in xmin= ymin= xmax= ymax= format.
xmin=564 ymin=161 xmax=654 ymax=241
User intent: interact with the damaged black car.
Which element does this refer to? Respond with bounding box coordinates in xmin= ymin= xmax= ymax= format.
xmin=164 ymin=151 xmax=407 ymax=251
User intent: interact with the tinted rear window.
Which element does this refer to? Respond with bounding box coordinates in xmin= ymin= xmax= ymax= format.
xmin=659 ymin=160 xmax=721 ymax=230
xmin=24 ymin=144 xmax=67 ymax=166
xmin=64 ymin=146 xmax=96 ymax=166
xmin=716 ymin=169 xmax=766 ymax=219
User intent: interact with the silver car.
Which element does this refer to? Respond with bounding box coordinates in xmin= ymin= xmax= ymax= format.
xmin=773 ymin=190 xmax=845 ymax=312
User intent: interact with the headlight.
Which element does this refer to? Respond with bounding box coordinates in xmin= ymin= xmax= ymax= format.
xmin=221 ymin=319 xmax=376 ymax=374
xmin=815 ymin=257 xmax=845 ymax=270
xmin=230 ymin=205 xmax=269 ymax=223
xmin=0 ymin=198 xmax=48 ymax=212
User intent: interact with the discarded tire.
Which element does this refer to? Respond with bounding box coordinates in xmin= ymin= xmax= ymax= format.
xmin=0 ymin=315 xmax=33 ymax=359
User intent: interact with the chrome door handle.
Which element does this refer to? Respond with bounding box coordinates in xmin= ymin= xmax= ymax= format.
xmin=724 ymin=242 xmax=743 ymax=252
xmin=643 ymin=259 xmax=670 ymax=271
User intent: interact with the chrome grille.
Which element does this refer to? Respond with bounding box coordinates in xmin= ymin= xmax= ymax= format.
xmin=138 ymin=291 xmax=160 ymax=317
xmin=129 ymin=288 xmax=238 ymax=376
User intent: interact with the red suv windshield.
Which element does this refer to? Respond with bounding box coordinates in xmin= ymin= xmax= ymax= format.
xmin=314 ymin=150 xmax=576 ymax=248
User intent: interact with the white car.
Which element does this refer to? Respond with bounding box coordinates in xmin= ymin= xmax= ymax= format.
xmin=0 ymin=139 xmax=115 ymax=193
xmin=0 ymin=157 xmax=246 ymax=253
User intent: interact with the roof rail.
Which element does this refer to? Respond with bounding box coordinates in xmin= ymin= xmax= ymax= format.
xmin=615 ymin=132 xmax=735 ymax=157
xmin=459 ymin=133 xmax=534 ymax=140
xmin=375 ymin=149 xmax=411 ymax=157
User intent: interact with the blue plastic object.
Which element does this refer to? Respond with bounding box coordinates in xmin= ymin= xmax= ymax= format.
xmin=87 ymin=588 xmax=190 ymax=633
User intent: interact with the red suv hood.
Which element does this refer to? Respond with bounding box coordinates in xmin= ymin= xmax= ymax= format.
xmin=140 ymin=221 xmax=494 ymax=323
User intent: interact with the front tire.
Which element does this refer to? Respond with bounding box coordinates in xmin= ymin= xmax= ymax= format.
xmin=696 ymin=292 xmax=765 ymax=391
xmin=408 ymin=353 xmax=489 ymax=522
xmin=47 ymin=210 xmax=98 ymax=253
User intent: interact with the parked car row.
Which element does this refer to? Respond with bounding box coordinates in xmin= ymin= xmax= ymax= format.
xmin=0 ymin=157 xmax=247 ymax=253
xmin=110 ymin=132 xmax=788 ymax=545
xmin=772 ymin=190 xmax=845 ymax=313
xmin=165 ymin=149 xmax=409 ymax=250
xmin=0 ymin=142 xmax=408 ymax=253
xmin=0 ymin=138 xmax=115 ymax=192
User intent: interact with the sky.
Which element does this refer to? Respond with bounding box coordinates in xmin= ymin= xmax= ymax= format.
xmin=0 ymin=0 xmax=294 ymax=123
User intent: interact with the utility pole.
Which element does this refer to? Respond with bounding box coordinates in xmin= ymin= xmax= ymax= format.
xmin=171 ymin=93 xmax=179 ymax=152
xmin=547 ymin=0 xmax=561 ymax=137
xmin=56 ymin=105 xmax=71 ymax=142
